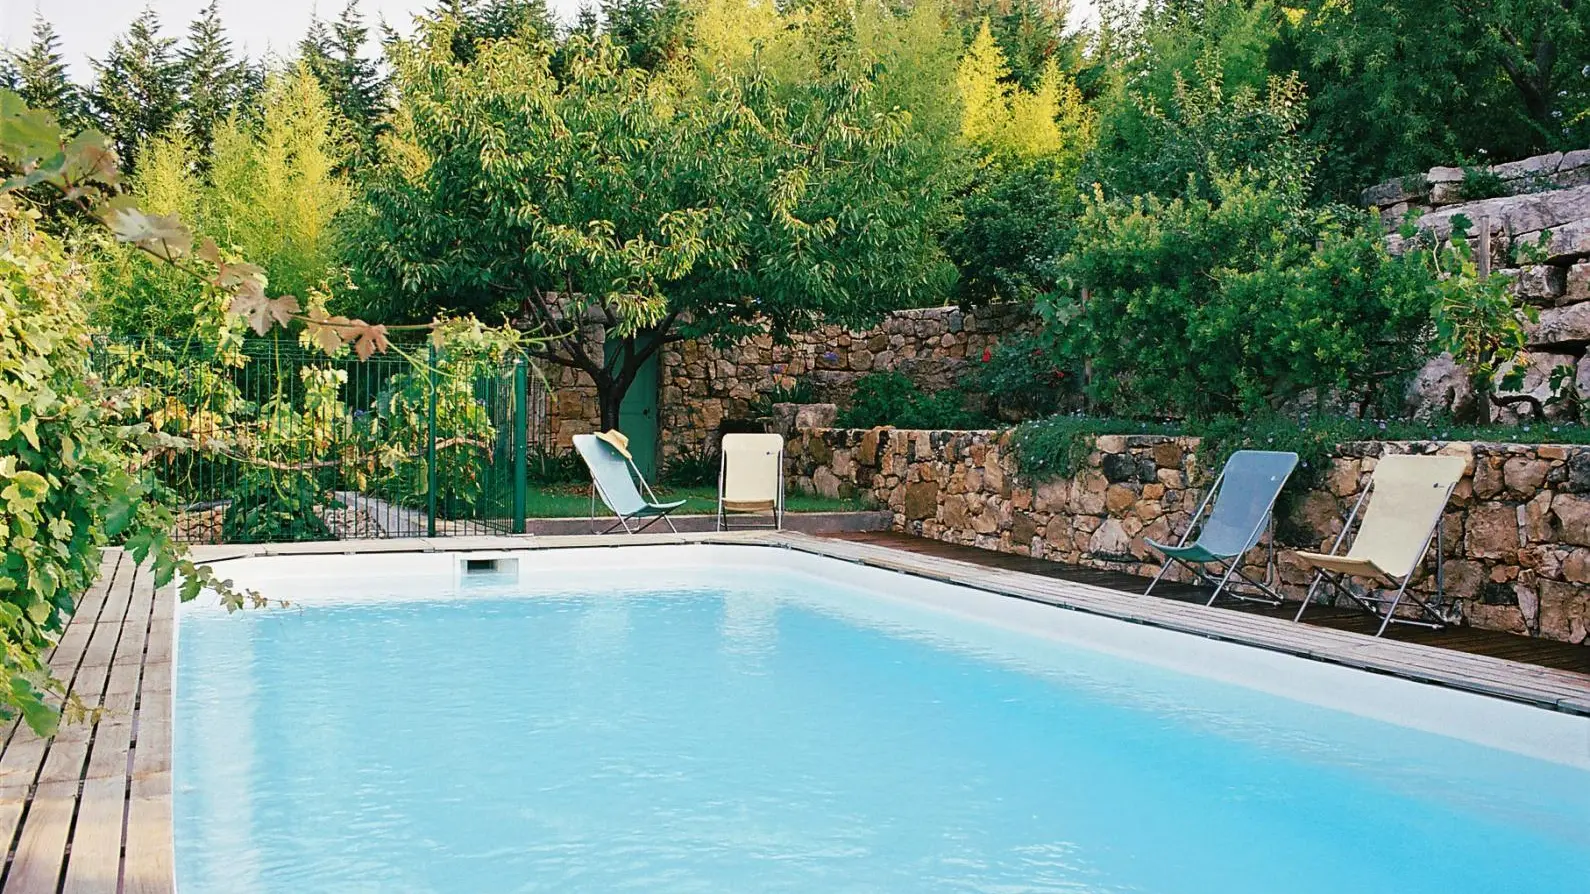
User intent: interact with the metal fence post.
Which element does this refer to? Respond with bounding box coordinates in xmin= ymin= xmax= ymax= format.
xmin=427 ymin=340 xmax=439 ymax=538
xmin=512 ymin=354 xmax=528 ymax=534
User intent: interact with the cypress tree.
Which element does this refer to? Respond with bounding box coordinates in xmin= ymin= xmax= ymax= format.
xmin=90 ymin=8 xmax=183 ymax=171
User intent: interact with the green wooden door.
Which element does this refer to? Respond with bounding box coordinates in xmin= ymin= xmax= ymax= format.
xmin=609 ymin=341 xmax=660 ymax=479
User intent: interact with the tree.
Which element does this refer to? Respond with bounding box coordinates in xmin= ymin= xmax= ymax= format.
xmin=177 ymin=1 xmax=256 ymax=156
xmin=950 ymin=0 xmax=1080 ymax=89
xmin=351 ymin=24 xmax=954 ymax=428
xmin=301 ymin=0 xmax=391 ymax=157
xmin=89 ymin=8 xmax=183 ymax=171
xmin=10 ymin=16 xmax=87 ymax=132
xmin=601 ymin=0 xmax=689 ymax=70
xmin=1283 ymin=0 xmax=1590 ymax=199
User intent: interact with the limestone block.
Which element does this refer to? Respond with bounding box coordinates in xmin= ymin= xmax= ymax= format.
xmin=1403 ymin=353 xmax=1475 ymax=421
xmin=1490 ymin=352 xmax=1578 ymax=421
xmin=1104 ymin=484 xmax=1137 ymax=514
xmin=1537 ymin=579 xmax=1589 ymax=643
xmin=1564 ymin=548 xmax=1590 ymax=583
xmin=1465 ymin=502 xmax=1522 ymax=559
xmin=1088 ymin=518 xmax=1132 ymax=556
xmin=1513 ymin=264 xmax=1568 ymax=304
xmin=1526 ymin=302 xmax=1590 ymax=347
xmin=1503 ymin=457 xmax=1552 ymax=494
xmin=1551 ymin=493 xmax=1590 ymax=545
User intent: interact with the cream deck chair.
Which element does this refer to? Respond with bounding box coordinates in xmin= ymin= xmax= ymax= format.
xmin=1292 ymin=454 xmax=1466 ymax=636
xmin=717 ymin=433 xmax=784 ymax=531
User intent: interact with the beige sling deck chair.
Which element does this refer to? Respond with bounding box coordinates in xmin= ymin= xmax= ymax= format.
xmin=717 ymin=433 xmax=784 ymax=530
xmin=1292 ymin=454 xmax=1466 ymax=637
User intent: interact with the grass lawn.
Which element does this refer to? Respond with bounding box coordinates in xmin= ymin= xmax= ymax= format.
xmin=523 ymin=484 xmax=873 ymax=518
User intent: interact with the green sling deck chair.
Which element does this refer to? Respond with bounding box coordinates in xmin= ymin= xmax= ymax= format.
xmin=1144 ymin=450 xmax=1299 ymax=607
xmin=573 ymin=432 xmax=687 ymax=534
xmin=1292 ymin=454 xmax=1466 ymax=637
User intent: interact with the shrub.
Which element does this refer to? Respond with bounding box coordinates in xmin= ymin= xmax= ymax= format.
xmin=526 ymin=444 xmax=583 ymax=486
xmin=1045 ymin=181 xmax=1437 ymax=419
xmin=221 ymin=469 xmax=333 ymax=543
xmin=837 ymin=371 xmax=989 ymax=430
xmin=662 ymin=446 xmax=718 ymax=487
xmin=965 ymin=334 xmax=1074 ymax=420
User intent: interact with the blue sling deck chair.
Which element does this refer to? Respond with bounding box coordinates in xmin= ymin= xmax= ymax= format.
xmin=573 ymin=432 xmax=687 ymax=534
xmin=1143 ymin=450 xmax=1299 ymax=606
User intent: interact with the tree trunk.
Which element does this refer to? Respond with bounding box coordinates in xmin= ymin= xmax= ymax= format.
xmin=598 ymin=384 xmax=623 ymax=432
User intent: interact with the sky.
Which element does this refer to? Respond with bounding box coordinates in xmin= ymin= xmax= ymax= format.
xmin=0 ymin=0 xmax=576 ymax=79
xmin=3 ymin=1 xmax=1097 ymax=81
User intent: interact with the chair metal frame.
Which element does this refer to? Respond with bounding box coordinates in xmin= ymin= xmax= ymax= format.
xmin=1143 ymin=459 xmax=1289 ymax=607
xmin=1292 ymin=479 xmax=1456 ymax=637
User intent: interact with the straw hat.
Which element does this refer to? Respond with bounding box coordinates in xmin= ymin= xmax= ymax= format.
xmin=594 ymin=429 xmax=632 ymax=460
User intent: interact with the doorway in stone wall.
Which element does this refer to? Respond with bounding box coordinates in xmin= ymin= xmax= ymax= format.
xmin=607 ymin=338 xmax=660 ymax=479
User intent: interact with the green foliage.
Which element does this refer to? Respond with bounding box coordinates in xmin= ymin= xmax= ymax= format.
xmin=8 ymin=16 xmax=89 ymax=133
xmin=1415 ymin=216 xmax=1539 ymax=419
xmin=526 ymin=443 xmax=584 ymax=486
xmin=949 ymin=0 xmax=1080 ymax=90
xmin=92 ymin=66 xmax=354 ymax=334
xmin=88 ymin=8 xmax=184 ymax=173
xmin=1283 ymin=0 xmax=1590 ymax=200
xmin=966 ymin=334 xmax=1073 ymax=420
xmin=1092 ymin=52 xmax=1316 ymax=203
xmin=0 ymin=204 xmax=189 ymax=734
xmin=1012 ymin=415 xmax=1175 ymax=479
xmin=366 ymin=323 xmax=520 ymax=516
xmin=353 ymin=22 xmax=955 ymax=428
xmin=1458 ymin=166 xmax=1509 ymax=202
xmin=947 ymin=155 xmax=1080 ymax=304
xmin=300 ymin=1 xmax=390 ymax=161
xmin=661 ymin=445 xmax=719 ymax=487
xmin=179 ymin=1 xmax=260 ymax=157
xmin=221 ymin=469 xmax=333 ymax=543
xmin=837 ymin=371 xmax=987 ymax=430
xmin=1047 ymin=179 xmax=1438 ymax=419
xmin=1090 ymin=0 xmax=1282 ymax=196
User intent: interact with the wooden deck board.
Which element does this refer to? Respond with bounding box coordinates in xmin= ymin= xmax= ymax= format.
xmin=0 ymin=549 xmax=174 ymax=894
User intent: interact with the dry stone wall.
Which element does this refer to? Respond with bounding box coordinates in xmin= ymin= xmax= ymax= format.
xmin=1367 ymin=150 xmax=1590 ymax=420
xmin=539 ymin=304 xmax=1035 ymax=458
xmin=787 ymin=427 xmax=1590 ymax=646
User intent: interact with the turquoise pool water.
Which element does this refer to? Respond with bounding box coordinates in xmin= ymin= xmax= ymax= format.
xmin=175 ymin=566 xmax=1590 ymax=893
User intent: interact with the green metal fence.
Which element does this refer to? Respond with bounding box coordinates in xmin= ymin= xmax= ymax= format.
xmin=94 ymin=336 xmax=543 ymax=544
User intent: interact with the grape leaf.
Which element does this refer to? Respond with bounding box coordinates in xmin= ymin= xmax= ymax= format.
xmin=350 ymin=322 xmax=391 ymax=360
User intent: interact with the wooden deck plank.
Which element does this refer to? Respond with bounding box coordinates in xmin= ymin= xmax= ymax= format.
xmin=4 ymin=780 xmax=76 ymax=894
xmin=59 ymin=776 xmax=128 ymax=894
xmin=122 ymin=773 xmax=172 ymax=894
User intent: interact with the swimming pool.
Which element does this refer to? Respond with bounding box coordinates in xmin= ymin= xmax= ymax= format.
xmin=176 ymin=545 xmax=1590 ymax=893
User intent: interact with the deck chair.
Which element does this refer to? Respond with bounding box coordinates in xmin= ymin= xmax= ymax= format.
xmin=1292 ymin=454 xmax=1465 ymax=636
xmin=1144 ymin=450 xmax=1299 ymax=607
xmin=572 ymin=432 xmax=686 ymax=534
xmin=717 ymin=433 xmax=784 ymax=531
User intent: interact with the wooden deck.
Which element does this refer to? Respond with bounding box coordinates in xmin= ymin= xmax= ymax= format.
xmin=0 ymin=549 xmax=172 ymax=894
xmin=828 ymin=531 xmax=1590 ymax=678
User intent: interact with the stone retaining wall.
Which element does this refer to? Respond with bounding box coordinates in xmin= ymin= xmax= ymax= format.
xmin=1366 ymin=149 xmax=1590 ymax=420
xmin=786 ymin=427 xmax=1590 ymax=645
xmin=538 ymin=304 xmax=1036 ymax=458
